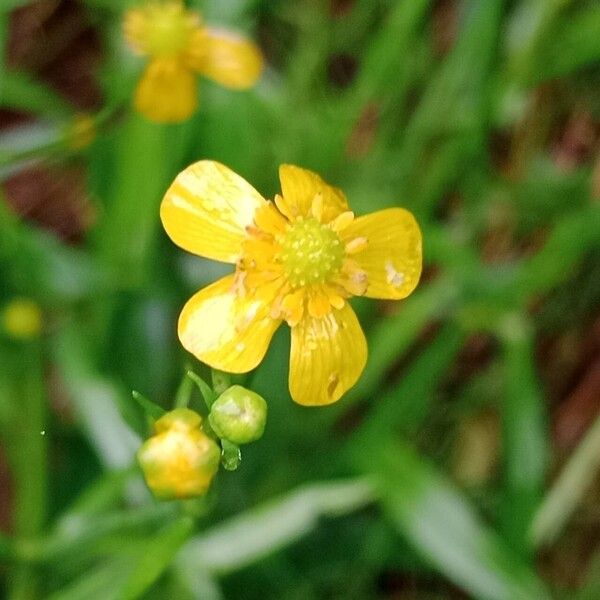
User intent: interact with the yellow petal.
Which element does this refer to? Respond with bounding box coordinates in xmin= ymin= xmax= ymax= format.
xmin=161 ymin=160 xmax=266 ymax=263
xmin=278 ymin=165 xmax=349 ymax=222
xmin=186 ymin=27 xmax=263 ymax=89
xmin=135 ymin=58 xmax=198 ymax=123
xmin=178 ymin=275 xmax=281 ymax=373
xmin=289 ymin=303 xmax=367 ymax=406
xmin=340 ymin=208 xmax=422 ymax=299
xmin=123 ymin=6 xmax=149 ymax=55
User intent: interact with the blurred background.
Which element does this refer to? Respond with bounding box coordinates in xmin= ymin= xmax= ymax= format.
xmin=1 ymin=0 xmax=599 ymax=598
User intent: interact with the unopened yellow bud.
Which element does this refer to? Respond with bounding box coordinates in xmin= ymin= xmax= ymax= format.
xmin=2 ymin=298 xmax=42 ymax=340
xmin=138 ymin=408 xmax=220 ymax=500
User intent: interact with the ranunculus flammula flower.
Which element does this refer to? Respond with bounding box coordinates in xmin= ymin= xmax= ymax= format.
xmin=123 ymin=1 xmax=263 ymax=123
xmin=161 ymin=162 xmax=422 ymax=406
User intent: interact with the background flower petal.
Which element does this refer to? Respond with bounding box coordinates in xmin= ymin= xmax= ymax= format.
xmin=135 ymin=58 xmax=198 ymax=123
xmin=187 ymin=27 xmax=263 ymax=89
xmin=278 ymin=165 xmax=349 ymax=222
xmin=178 ymin=275 xmax=281 ymax=373
xmin=161 ymin=160 xmax=266 ymax=263
xmin=340 ymin=207 xmax=422 ymax=299
xmin=289 ymin=303 xmax=367 ymax=406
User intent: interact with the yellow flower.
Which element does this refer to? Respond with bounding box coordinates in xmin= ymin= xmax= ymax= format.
xmin=2 ymin=298 xmax=42 ymax=340
xmin=161 ymin=161 xmax=422 ymax=406
xmin=137 ymin=408 xmax=220 ymax=500
xmin=123 ymin=1 xmax=263 ymax=123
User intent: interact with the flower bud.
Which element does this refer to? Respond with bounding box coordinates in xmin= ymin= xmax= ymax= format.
xmin=137 ymin=408 xmax=220 ymax=500
xmin=2 ymin=298 xmax=42 ymax=340
xmin=208 ymin=385 xmax=267 ymax=444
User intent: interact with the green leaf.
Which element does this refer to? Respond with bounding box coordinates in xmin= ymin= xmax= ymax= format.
xmin=179 ymin=479 xmax=374 ymax=575
xmin=498 ymin=315 xmax=548 ymax=556
xmin=531 ymin=412 xmax=600 ymax=549
xmin=514 ymin=205 xmax=600 ymax=301
xmin=48 ymin=559 xmax=130 ymax=600
xmin=132 ymin=390 xmax=167 ymax=421
xmin=393 ymin=0 xmax=504 ymax=180
xmin=349 ymin=322 xmax=465 ymax=449
xmin=0 ymin=199 xmax=106 ymax=305
xmin=52 ymin=325 xmax=141 ymax=468
xmin=119 ymin=517 xmax=195 ymax=600
xmin=532 ymin=6 xmax=600 ymax=82
xmin=0 ymin=71 xmax=71 ymax=119
xmin=363 ymin=440 xmax=551 ymax=600
xmin=95 ymin=114 xmax=179 ymax=287
xmin=345 ymin=279 xmax=458 ymax=403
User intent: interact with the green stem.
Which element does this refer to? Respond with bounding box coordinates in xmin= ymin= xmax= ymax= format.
xmin=174 ymin=374 xmax=193 ymax=409
xmin=210 ymin=369 xmax=231 ymax=396
xmin=9 ymin=342 xmax=47 ymax=599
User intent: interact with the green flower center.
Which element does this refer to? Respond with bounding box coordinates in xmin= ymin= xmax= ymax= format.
xmin=280 ymin=218 xmax=344 ymax=288
xmin=145 ymin=7 xmax=193 ymax=57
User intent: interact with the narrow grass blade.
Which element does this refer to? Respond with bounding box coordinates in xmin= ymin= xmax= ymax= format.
xmin=363 ymin=440 xmax=550 ymax=600
xmin=499 ymin=314 xmax=548 ymax=556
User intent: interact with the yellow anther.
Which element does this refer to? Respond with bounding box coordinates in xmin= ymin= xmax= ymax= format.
xmin=345 ymin=236 xmax=368 ymax=254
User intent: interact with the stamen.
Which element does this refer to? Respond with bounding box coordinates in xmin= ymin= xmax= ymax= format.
xmin=329 ymin=211 xmax=354 ymax=232
xmin=310 ymin=193 xmax=324 ymax=222
xmin=253 ymin=202 xmax=288 ymax=235
xmin=274 ymin=194 xmax=296 ymax=221
xmin=345 ymin=236 xmax=368 ymax=255
xmin=307 ymin=290 xmax=330 ymax=318
xmin=280 ymin=217 xmax=345 ymax=289
xmin=385 ymin=261 xmax=405 ymax=288
xmin=245 ymin=225 xmax=272 ymax=241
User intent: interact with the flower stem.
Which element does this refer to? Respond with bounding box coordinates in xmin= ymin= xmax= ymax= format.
xmin=174 ymin=373 xmax=193 ymax=409
xmin=8 ymin=343 xmax=47 ymax=599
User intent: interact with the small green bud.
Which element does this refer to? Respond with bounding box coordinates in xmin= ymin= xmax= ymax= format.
xmin=208 ymin=385 xmax=267 ymax=444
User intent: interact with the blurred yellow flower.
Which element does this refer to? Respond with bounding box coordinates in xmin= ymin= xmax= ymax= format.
xmin=123 ymin=1 xmax=263 ymax=123
xmin=2 ymin=298 xmax=42 ymax=340
xmin=137 ymin=408 xmax=220 ymax=500
xmin=161 ymin=162 xmax=422 ymax=406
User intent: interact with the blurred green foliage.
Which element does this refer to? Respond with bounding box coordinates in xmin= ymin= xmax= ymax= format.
xmin=1 ymin=0 xmax=600 ymax=598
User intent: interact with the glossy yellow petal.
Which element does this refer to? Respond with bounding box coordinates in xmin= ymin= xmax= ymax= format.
xmin=186 ymin=27 xmax=263 ymax=89
xmin=340 ymin=208 xmax=422 ymax=299
xmin=161 ymin=160 xmax=266 ymax=263
xmin=135 ymin=58 xmax=198 ymax=123
xmin=178 ymin=275 xmax=281 ymax=373
xmin=278 ymin=165 xmax=349 ymax=222
xmin=289 ymin=303 xmax=367 ymax=406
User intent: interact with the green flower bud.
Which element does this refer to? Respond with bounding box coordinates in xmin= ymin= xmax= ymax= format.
xmin=208 ymin=385 xmax=267 ymax=444
xmin=137 ymin=408 xmax=220 ymax=500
